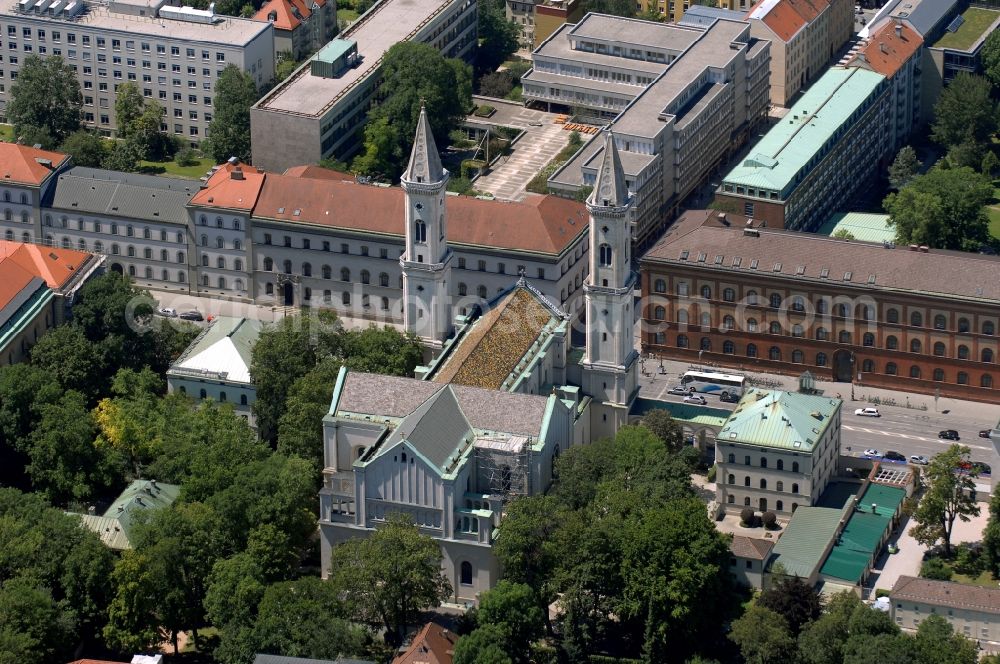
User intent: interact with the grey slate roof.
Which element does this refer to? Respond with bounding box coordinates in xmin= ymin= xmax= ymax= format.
xmin=379 ymin=385 xmax=475 ymax=470
xmin=679 ymin=5 xmax=747 ymax=27
xmin=253 ymin=655 xmax=375 ymax=664
xmin=403 ymin=105 xmax=445 ymax=184
xmin=588 ymin=130 xmax=630 ymax=209
xmin=46 ymin=166 xmax=197 ymax=224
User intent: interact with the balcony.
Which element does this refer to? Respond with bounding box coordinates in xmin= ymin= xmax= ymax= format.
xmin=323 ymin=470 xmax=354 ymax=497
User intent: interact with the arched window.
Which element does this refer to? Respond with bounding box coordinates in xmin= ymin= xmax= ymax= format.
xmin=460 ymin=562 xmax=473 ymax=586
xmin=317 ymin=265 xmax=329 ymax=279
xmin=94 ymin=241 xmax=103 ymax=253
xmin=112 ymin=244 xmax=120 ymax=255
xmin=654 ymin=332 xmax=665 ymax=344
xmin=200 ymin=234 xmax=207 ymax=247
xmin=599 ymin=244 xmax=612 ymax=267
xmin=958 ymin=345 xmax=970 ymax=360
xmin=934 ymin=314 xmax=947 ymax=330
xmin=144 ymin=267 xmax=153 ymax=279
xmin=305 ymin=287 xmax=312 ymax=301
xmin=791 ymin=483 xmax=799 ymax=494
xmin=861 ymin=305 xmax=874 ymax=321
xmin=477 ymin=285 xmax=488 ymax=299
xmin=776 ymin=500 xmax=784 ymax=512
xmin=701 ymin=285 xmax=711 ymax=300
xmin=933 ymin=368 xmax=945 ymax=382
xmin=769 ymin=346 xmax=781 ymax=361
xmin=792 ymin=349 xmax=804 ymax=363
xmin=886 ymin=335 xmax=898 ymax=350
xmin=886 ymin=362 xmax=897 ymax=375
xmin=770 ymin=293 xmax=782 ymax=308
xmin=792 ymin=324 xmax=803 ymax=337
xmin=744 ymin=497 xmax=751 ymax=507
xmin=982 ymin=374 xmax=993 ymax=388
xmin=700 ymin=337 xmax=711 ymax=351
xmin=700 ymin=312 xmax=711 ymax=328
xmin=815 ymin=327 xmax=829 ymax=341
xmin=862 ymin=359 xmax=875 ymax=372
xmin=958 ymin=317 xmax=970 ymax=333
xmin=458 ymin=283 xmax=468 ymax=297
xmin=933 ymin=342 xmax=945 ymax=356
xmin=654 ymin=306 xmax=666 ymax=320
xmin=178 ymin=272 xmax=186 ymax=283
xmin=835 ymin=303 xmax=848 ymax=317
xmin=129 ymin=265 xmax=136 ymax=276
xmin=723 ymin=287 xmax=735 ymax=302
xmin=910 ymin=365 xmax=921 ymax=378
xmin=240 ymin=394 xmax=248 ymax=405
xmin=265 ymin=283 xmax=274 ymax=295
xmin=199 ymin=388 xmax=207 ymax=399
xmin=747 ymin=318 xmax=758 ymax=332
xmin=984 ymin=321 xmax=995 ymax=336
xmin=791 ymin=296 xmax=805 ymax=312
xmin=160 ymin=249 xmax=168 ymax=261
xmin=126 ymin=225 xmax=134 ymax=237
xmin=727 ymin=453 xmax=735 ymax=463
xmin=839 ymin=330 xmax=851 ymax=344
xmin=234 ymin=259 xmax=243 ymax=272
xmin=770 ymin=321 xmax=782 ymax=334
xmin=283 ymin=260 xmax=292 ymax=274
xmin=760 ymin=457 xmax=767 ymax=469
xmin=217 ymin=257 xmax=225 ymax=269
xmin=744 ymin=476 xmax=751 ymax=487
xmin=361 ymin=270 xmax=370 ymax=285
xmin=863 ymin=333 xmax=875 ymax=347
xmin=233 ymin=219 xmax=241 ymax=231
xmin=723 ymin=340 xmax=735 ymax=354
xmin=235 ymin=279 xmax=243 ymax=291
xmin=264 ymin=257 xmax=273 ymax=271
xmin=381 ymin=297 xmax=389 ymax=310
xmin=654 ymin=279 xmax=667 ymax=293
xmin=723 ymin=315 xmax=735 ymax=330
xmin=234 ymin=239 xmax=242 ymax=251
xmin=677 ymin=310 xmax=689 ymax=324
xmin=910 ymin=311 xmax=923 ymax=327
xmin=747 ymin=290 xmax=759 ymax=306
xmin=414 ymin=220 xmax=428 ymax=243
xmin=127 ymin=246 xmax=136 ymax=257
xmin=747 ymin=343 xmax=757 ymax=358
xmin=202 ymin=255 xmax=209 ymax=267
xmin=760 ymin=478 xmax=767 ymax=489
xmin=910 ymin=339 xmax=922 ymax=353
xmin=957 ymin=372 xmax=969 ymax=385
xmin=303 ymin=263 xmax=312 ymax=277
xmin=983 ymin=348 xmax=995 ymax=363
xmin=218 ymin=277 xmax=226 ymax=289
xmin=776 ymin=460 xmax=783 ymax=471
xmin=177 ymin=251 xmax=185 ymax=263
xmin=341 ymin=267 xmax=350 ymax=282
xmin=677 ymin=334 xmax=689 ymax=348
xmin=728 ymin=496 xmax=735 ymax=504
xmin=219 ymin=391 xmax=227 ymax=402
xmin=886 ymin=308 xmax=899 ymax=324
xmin=816 ymin=352 xmax=827 ymax=367
xmin=728 ymin=474 xmax=735 ymax=484
xmin=792 ymin=462 xmax=799 ymax=473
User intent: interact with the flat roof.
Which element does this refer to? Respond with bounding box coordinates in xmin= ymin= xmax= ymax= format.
xmin=817 ymin=212 xmax=894 ymax=244
xmin=721 ymin=67 xmax=884 ymax=192
xmin=0 ymin=2 xmax=270 ymax=45
xmin=254 ymin=0 xmax=458 ymax=116
xmin=631 ymin=397 xmax=731 ymax=427
xmin=568 ymin=12 xmax=701 ymax=50
xmin=931 ymin=7 xmax=1000 ymax=51
xmin=819 ymin=483 xmax=904 ymax=583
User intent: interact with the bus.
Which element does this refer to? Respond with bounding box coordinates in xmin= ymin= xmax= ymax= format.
xmin=680 ymin=370 xmax=746 ymax=399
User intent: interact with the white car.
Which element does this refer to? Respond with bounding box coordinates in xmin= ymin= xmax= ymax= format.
xmin=854 ymin=407 xmax=881 ymax=417
xmin=683 ymin=395 xmax=707 ymax=405
xmin=667 ymin=386 xmax=690 ymax=396
xmin=909 ymin=455 xmax=929 ymax=465
xmin=156 ymin=307 xmax=177 ymax=318
xmin=863 ymin=448 xmax=881 ymax=457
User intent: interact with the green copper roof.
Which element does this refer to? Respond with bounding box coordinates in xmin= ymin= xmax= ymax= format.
xmin=632 ymin=397 xmax=730 ymax=427
xmin=718 ymin=389 xmax=841 ymax=452
xmin=74 ymin=479 xmax=180 ymax=550
xmin=820 ymin=483 xmax=905 ymax=583
xmin=720 ymin=68 xmax=885 ymax=194
xmin=818 ymin=212 xmax=894 ymax=244
xmin=768 ymin=506 xmax=844 ymax=579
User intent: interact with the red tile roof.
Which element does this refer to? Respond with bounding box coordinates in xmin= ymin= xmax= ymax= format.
xmin=253 ymin=0 xmax=306 ymax=31
xmin=190 ymin=162 xmax=265 ymax=211
xmin=747 ymin=0 xmax=829 ymax=42
xmin=730 ymin=535 xmax=775 ymax=560
xmin=0 ymin=255 xmax=40 ymax=312
xmin=394 ymin=622 xmax=458 ymax=664
xmin=0 ymin=143 xmax=69 ymax=186
xmin=847 ymin=21 xmax=923 ymax=78
xmin=0 ymin=241 xmax=92 ymax=289
xmin=252 ymin=171 xmax=588 ymax=255
xmin=282 ymin=164 xmax=352 ymax=180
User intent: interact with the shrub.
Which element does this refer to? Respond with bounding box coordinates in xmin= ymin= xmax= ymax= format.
xmin=875 ymin=588 xmax=891 ymax=599
xmin=740 ymin=508 xmax=755 ymax=527
xmin=707 ymin=464 xmax=717 ymax=483
xmin=761 ymin=511 xmax=777 ymax=529
xmin=920 ymin=557 xmax=953 ymax=581
xmin=474 ymin=104 xmax=496 ymax=118
xmin=953 ymin=544 xmax=986 ymax=577
xmin=175 ymin=147 xmax=199 ymax=167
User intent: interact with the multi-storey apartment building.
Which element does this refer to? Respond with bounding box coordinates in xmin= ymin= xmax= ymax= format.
xmin=714 ymin=66 xmax=891 ymax=232
xmin=890 ymin=576 xmax=1000 ymax=645
xmin=252 ymin=0 xmax=337 ymax=61
xmin=715 ymin=388 xmax=842 ymax=518
xmin=745 ymin=0 xmax=854 ymax=107
xmin=0 ymin=0 xmax=274 ymax=142
xmin=249 ymin=0 xmax=477 ymax=171
xmin=640 ymin=210 xmax=1000 ymax=404
xmin=524 ymin=14 xmax=770 ymax=248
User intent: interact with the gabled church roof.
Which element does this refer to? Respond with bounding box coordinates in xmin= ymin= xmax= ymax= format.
xmin=403 ymin=104 xmax=446 ymax=185
xmin=587 ymin=129 xmax=630 ymax=209
xmin=375 ymin=385 xmax=475 ymax=471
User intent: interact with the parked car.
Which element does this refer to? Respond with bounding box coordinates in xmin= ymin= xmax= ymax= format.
xmin=863 ymin=448 xmax=881 ymax=457
xmin=156 ymin=307 xmax=177 ymax=318
xmin=855 ymin=407 xmax=880 ymax=417
xmin=972 ymin=462 xmax=992 ymax=476
xmin=720 ymin=392 xmax=740 ymax=403
xmin=938 ymin=429 xmax=960 ymax=441
xmin=909 ymin=455 xmax=929 ymax=465
xmin=179 ymin=310 xmax=204 ymax=321
xmin=979 ymin=429 xmax=993 ymax=439
xmin=683 ymin=395 xmax=707 ymax=405
xmin=667 ymin=386 xmax=689 ymax=396
xmin=884 ymin=451 xmax=906 ymax=462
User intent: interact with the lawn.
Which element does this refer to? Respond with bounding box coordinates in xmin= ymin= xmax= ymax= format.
xmin=932 ymin=7 xmax=1000 ymax=50
xmin=0 ymin=124 xmax=13 ymax=142
xmin=950 ymin=568 xmax=997 ymax=588
xmin=337 ymin=7 xmax=358 ymax=22
xmin=139 ymin=158 xmax=213 ymax=179
xmin=988 ymin=206 xmax=1000 ymax=240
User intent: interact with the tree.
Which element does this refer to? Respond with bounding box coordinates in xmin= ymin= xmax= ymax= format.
xmin=277 ymin=358 xmax=343 ymax=475
xmin=884 ymin=166 xmax=993 ymax=251
xmin=29 ymin=324 xmax=107 ymax=398
xmin=909 ymin=445 xmax=980 ymax=556
xmin=982 ymin=28 xmax=1000 ymax=89
xmin=0 ymin=577 xmax=76 ymax=664
xmin=353 ymin=42 xmax=471 ymax=180
xmin=983 ymin=151 xmax=999 ymax=179
xmin=888 ymin=145 xmax=919 ymax=190
xmin=914 ymin=614 xmax=978 ymax=664
xmin=59 ymin=130 xmax=108 ymax=167
xmin=207 ymin=65 xmax=257 ymax=163
xmin=129 ymin=101 xmax=172 ymax=161
xmin=639 ymin=408 xmax=685 ymax=453
xmin=758 ymin=575 xmax=821 ymax=635
xmin=931 ymin=74 xmax=997 ymax=150
xmin=984 ymin=486 xmax=1000 ymax=578
xmin=114 ymin=82 xmax=145 ymax=139
xmin=832 ymin=229 xmax=856 ymax=240
xmin=920 ymin=556 xmax=953 ymax=581
xmin=103 ymin=551 xmax=163 ymax=652
xmin=842 ymin=633 xmax=915 ymax=664
xmin=453 ymin=625 xmax=513 ymax=664
xmin=329 ymin=513 xmax=452 ymax=647
xmin=476 ymin=4 xmax=520 ymax=75
xmin=729 ymin=605 xmax=797 ymax=664
xmin=581 ymin=0 xmax=636 ymax=16
xmin=476 ymin=581 xmax=543 ymax=664
xmin=7 ymin=55 xmax=82 ymax=146
xmin=340 ymin=325 xmax=423 ymax=375
xmin=478 ymin=70 xmax=514 ymax=98
xmin=103 ymin=139 xmax=142 ymax=172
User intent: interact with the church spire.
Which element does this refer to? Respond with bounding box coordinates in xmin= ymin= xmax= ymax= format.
xmin=587 ymin=128 xmax=629 ymax=209
xmin=403 ymin=103 xmax=445 ymax=185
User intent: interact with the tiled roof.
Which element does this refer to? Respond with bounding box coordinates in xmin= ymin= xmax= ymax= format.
xmin=0 ymin=241 xmax=92 ymax=289
xmin=432 ymin=286 xmax=561 ymax=390
xmin=253 ymin=0 xmax=306 ymax=31
xmin=394 ymin=622 xmax=458 ymax=664
xmin=48 ymin=166 xmax=196 ymax=224
xmin=0 ymin=143 xmax=68 ymax=186
xmin=252 ymin=172 xmax=588 ymax=255
xmin=0 ymin=251 xmax=44 ymax=313
xmin=190 ymin=162 xmax=265 ymax=211
xmin=719 ymin=388 xmax=841 ymax=452
xmin=730 ymin=535 xmax=774 ymax=560
xmin=847 ymin=21 xmax=923 ymax=78
xmin=169 ymin=316 xmax=263 ymax=384
xmin=253 ymin=655 xmax=374 ymax=664
xmin=282 ymin=165 xmax=351 ymax=180
xmin=891 ymin=576 xmax=1000 ymax=614
xmin=643 ymin=209 xmax=1000 ymax=302
xmin=747 ymin=0 xmax=828 ymax=42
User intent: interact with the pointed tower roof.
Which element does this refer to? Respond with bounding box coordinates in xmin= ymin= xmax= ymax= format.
xmin=587 ymin=128 xmax=630 ymax=209
xmin=403 ymin=104 xmax=445 ymax=184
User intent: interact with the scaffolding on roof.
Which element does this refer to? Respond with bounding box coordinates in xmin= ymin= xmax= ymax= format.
xmin=474 ymin=434 xmax=531 ymax=503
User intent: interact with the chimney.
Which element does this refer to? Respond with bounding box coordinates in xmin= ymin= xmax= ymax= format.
xmin=871 ymin=503 xmax=877 ymax=514
xmin=231 ymin=166 xmax=244 ymax=181
xmin=895 ymin=23 xmax=902 ymax=38
xmin=880 ymin=42 xmax=887 ymax=54
xmin=88 ymin=505 xmax=96 ymax=516
xmin=717 ymin=211 xmax=728 ymax=225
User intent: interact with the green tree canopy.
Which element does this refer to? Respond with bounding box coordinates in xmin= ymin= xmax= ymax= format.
xmin=983 ymin=485 xmax=1000 ymax=578
xmin=476 ymin=0 xmax=520 ymax=75
xmin=207 ymin=64 xmax=257 ymax=163
xmin=638 ymin=408 xmax=686 ymax=453
xmin=931 ymin=74 xmax=997 ymax=150
xmin=729 ymin=604 xmax=797 ymax=664
xmin=982 ymin=28 xmax=1000 ymax=89
xmin=114 ymin=82 xmax=145 ymax=139
xmin=453 ymin=624 xmax=513 ymax=664
xmin=758 ymin=574 xmax=822 ymax=636
xmin=476 ymin=581 xmax=544 ymax=663
xmin=0 ymin=577 xmax=76 ymax=664
xmin=914 ymin=614 xmax=978 ymax=664
xmin=277 ymin=357 xmax=343 ymax=474
xmin=909 ymin=444 xmax=980 ymax=556
xmin=7 ymin=55 xmax=82 ymax=146
xmin=888 ymin=145 xmax=919 ymax=190
xmin=59 ymin=130 xmax=108 ymax=168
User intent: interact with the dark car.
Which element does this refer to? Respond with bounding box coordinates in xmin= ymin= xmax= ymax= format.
xmin=972 ymin=462 xmax=992 ymax=476
xmin=884 ymin=451 xmax=906 ymax=462
xmin=179 ymin=310 xmax=204 ymax=321
xmin=980 ymin=429 xmax=993 ymax=439
xmin=720 ymin=392 xmax=740 ymax=403
xmin=938 ymin=429 xmax=960 ymax=440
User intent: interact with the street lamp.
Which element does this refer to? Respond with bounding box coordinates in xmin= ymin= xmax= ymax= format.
xmin=850 ymin=353 xmax=856 ymax=401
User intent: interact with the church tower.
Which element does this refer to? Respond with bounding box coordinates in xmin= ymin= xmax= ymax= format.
xmin=400 ymin=104 xmax=452 ymax=352
xmin=581 ymin=129 xmax=638 ymax=436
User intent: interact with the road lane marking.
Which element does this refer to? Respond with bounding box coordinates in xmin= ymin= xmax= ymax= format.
xmin=842 ymin=425 xmax=993 ymax=451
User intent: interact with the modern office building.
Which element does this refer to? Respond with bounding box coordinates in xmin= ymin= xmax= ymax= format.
xmin=714 ymin=66 xmax=890 ymax=232
xmin=252 ymin=0 xmax=337 ymax=61
xmin=249 ymin=0 xmax=478 ymax=171
xmin=640 ymin=209 xmax=1000 ymax=404
xmin=506 ymin=0 xmax=584 ymax=51
xmin=926 ymin=6 xmax=1000 ymax=89
xmin=524 ymin=14 xmax=771 ymax=248
xmin=0 ymin=0 xmax=274 ymax=142
xmin=715 ymin=388 xmax=842 ymax=518
xmin=745 ymin=0 xmax=854 ymax=107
